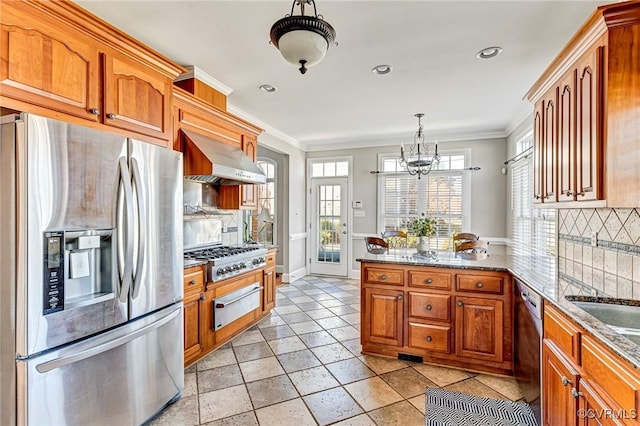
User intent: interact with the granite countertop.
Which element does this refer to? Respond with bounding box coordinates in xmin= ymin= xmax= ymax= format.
xmin=183 ymin=259 xmax=208 ymax=269
xmin=357 ymin=250 xmax=640 ymax=370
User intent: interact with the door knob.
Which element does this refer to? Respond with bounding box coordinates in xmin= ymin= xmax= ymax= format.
xmin=342 ymin=231 xmax=347 ymax=234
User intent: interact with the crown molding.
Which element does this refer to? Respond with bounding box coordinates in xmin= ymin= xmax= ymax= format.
xmin=175 ymin=65 xmax=234 ymax=96
xmin=304 ymin=129 xmax=508 ymax=152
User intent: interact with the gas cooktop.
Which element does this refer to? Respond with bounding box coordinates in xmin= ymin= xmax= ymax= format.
xmin=184 ymin=245 xmax=268 ymax=282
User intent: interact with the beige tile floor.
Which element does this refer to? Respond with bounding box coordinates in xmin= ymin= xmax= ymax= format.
xmin=150 ymin=275 xmax=525 ymax=426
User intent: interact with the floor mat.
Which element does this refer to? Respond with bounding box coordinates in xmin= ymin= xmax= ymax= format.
xmin=425 ymin=388 xmax=538 ymax=426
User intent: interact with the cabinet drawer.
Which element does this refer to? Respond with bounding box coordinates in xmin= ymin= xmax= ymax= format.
xmin=409 ymin=270 xmax=452 ymax=290
xmin=408 ymin=322 xmax=450 ymax=353
xmin=544 ymin=303 xmax=581 ymax=362
xmin=184 ymin=267 xmax=205 ymax=296
xmin=456 ymin=275 xmax=503 ymax=294
xmin=408 ymin=292 xmax=450 ymax=321
xmin=266 ymin=251 xmax=276 ymax=267
xmin=581 ymin=335 xmax=640 ymax=417
xmin=364 ymin=267 xmax=403 ymax=286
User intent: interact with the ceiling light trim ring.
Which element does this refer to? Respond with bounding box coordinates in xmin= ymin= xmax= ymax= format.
xmin=372 ymin=65 xmax=393 ymax=75
xmin=476 ymin=46 xmax=503 ymax=59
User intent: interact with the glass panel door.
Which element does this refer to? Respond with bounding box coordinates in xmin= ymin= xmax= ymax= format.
xmin=310 ymin=177 xmax=348 ymax=276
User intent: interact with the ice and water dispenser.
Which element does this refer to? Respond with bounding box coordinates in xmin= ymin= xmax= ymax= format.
xmin=43 ymin=229 xmax=116 ymax=314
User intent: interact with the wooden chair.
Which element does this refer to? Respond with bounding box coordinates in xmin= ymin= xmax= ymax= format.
xmin=455 ymin=240 xmax=489 ymax=254
xmin=381 ymin=230 xmax=408 ymax=249
xmin=365 ymin=237 xmax=388 ymax=254
xmin=453 ymin=232 xmax=479 ymax=252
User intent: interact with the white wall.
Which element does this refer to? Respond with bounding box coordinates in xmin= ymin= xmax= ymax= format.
xmin=259 ymin=132 xmax=308 ymax=282
xmin=307 ymin=137 xmax=509 ymax=273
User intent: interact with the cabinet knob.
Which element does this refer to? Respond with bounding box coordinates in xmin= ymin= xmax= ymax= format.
xmin=561 ymin=377 xmax=572 ymax=386
xmin=566 ymin=191 xmax=573 ymax=196
xmin=200 ymin=295 xmax=206 ymax=301
xmin=426 ymin=304 xmax=432 ymax=311
xmin=426 ymin=336 xmax=433 ymax=342
xmin=534 ymin=195 xmax=541 ymax=200
xmin=457 ymin=301 xmax=463 ymax=307
xmin=380 ymin=274 xmax=387 ymax=280
xmin=571 ymin=388 xmax=583 ymax=399
xmin=106 ymin=113 xmax=116 ymax=120
xmin=425 ymin=278 xmax=433 ymax=284
xmin=397 ymin=295 xmax=403 ymax=301
xmin=189 ymin=280 xmax=196 ymax=286
xmin=577 ymin=191 xmax=586 ymax=197
xmin=476 ymin=282 xmax=483 ymax=289
xmin=89 ymin=107 xmax=100 ymax=115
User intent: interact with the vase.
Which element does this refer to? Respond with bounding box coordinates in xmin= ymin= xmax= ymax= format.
xmin=416 ymin=236 xmax=430 ymax=253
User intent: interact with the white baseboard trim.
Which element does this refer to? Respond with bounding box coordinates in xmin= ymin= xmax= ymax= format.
xmin=349 ymin=269 xmax=361 ymax=280
xmin=284 ymin=266 xmax=307 ymax=283
xmin=276 ymin=265 xmax=284 ymax=274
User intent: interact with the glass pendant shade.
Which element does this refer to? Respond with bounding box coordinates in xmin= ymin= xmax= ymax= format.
xmin=270 ymin=0 xmax=336 ymax=74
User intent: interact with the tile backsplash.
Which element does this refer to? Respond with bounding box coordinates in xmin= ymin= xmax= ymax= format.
xmin=558 ymin=208 xmax=640 ymax=300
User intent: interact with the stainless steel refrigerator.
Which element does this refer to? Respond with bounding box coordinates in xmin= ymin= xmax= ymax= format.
xmin=0 ymin=113 xmax=184 ymax=425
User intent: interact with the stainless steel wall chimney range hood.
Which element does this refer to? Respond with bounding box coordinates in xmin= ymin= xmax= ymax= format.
xmin=182 ymin=129 xmax=266 ymax=185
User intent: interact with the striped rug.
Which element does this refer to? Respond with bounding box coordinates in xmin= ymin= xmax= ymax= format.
xmin=426 ymin=388 xmax=538 ymax=426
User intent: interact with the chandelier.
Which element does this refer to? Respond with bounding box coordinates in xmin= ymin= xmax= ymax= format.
xmin=399 ymin=113 xmax=440 ymax=178
xmin=269 ymin=0 xmax=336 ymax=74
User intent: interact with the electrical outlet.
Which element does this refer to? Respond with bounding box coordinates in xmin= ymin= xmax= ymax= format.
xmin=591 ymin=231 xmax=598 ymax=247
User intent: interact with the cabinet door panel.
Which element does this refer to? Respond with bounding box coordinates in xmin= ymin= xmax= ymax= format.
xmin=363 ymin=287 xmax=403 ymax=347
xmin=559 ymin=75 xmax=576 ymax=202
xmin=533 ymin=103 xmax=544 ymax=203
xmin=103 ymin=54 xmax=170 ymax=141
xmin=0 ymin=21 xmax=99 ymax=120
xmin=241 ymin=135 xmax=258 ymax=208
xmin=544 ymin=91 xmax=558 ymax=202
xmin=184 ymin=292 xmax=203 ymax=366
xmin=543 ymin=340 xmax=579 ymax=426
xmin=455 ymin=296 xmax=503 ymax=362
xmin=576 ymin=46 xmax=603 ymax=202
xmin=262 ymin=267 xmax=276 ymax=314
xmin=578 ymin=379 xmax=623 ymax=426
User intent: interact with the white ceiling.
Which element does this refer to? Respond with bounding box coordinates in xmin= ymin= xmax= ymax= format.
xmin=78 ymin=0 xmax=604 ymax=150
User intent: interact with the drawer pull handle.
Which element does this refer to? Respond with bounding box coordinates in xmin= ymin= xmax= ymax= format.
xmin=476 ymin=282 xmax=484 ymax=288
xmin=426 ymin=305 xmax=432 ymax=311
xmin=397 ymin=295 xmax=403 ymax=301
xmin=380 ymin=274 xmax=387 ymax=280
xmin=189 ymin=280 xmax=196 ymax=286
xmin=457 ymin=301 xmax=463 ymax=307
xmin=425 ymin=278 xmax=433 ymax=284
xmin=561 ymin=377 xmax=572 ymax=386
xmin=89 ymin=107 xmax=100 ymax=115
xmin=426 ymin=336 xmax=433 ymax=342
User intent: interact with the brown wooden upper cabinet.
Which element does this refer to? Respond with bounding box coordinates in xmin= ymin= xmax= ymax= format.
xmin=526 ymin=2 xmax=640 ymax=207
xmin=0 ymin=1 xmax=183 ymax=146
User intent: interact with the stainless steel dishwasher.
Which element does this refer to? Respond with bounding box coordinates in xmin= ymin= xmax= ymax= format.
xmin=514 ymin=279 xmax=542 ymax=425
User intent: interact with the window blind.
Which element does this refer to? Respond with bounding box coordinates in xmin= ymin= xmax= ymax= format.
xmin=380 ymin=157 xmax=469 ymax=250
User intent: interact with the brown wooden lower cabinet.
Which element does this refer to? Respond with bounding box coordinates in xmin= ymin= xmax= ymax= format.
xmin=543 ymin=302 xmax=640 ymax=426
xmin=362 ymin=287 xmax=403 ymax=347
xmin=183 ymin=255 xmax=277 ymax=367
xmin=360 ymin=262 xmax=513 ymax=375
xmin=542 ymin=340 xmax=579 ymax=426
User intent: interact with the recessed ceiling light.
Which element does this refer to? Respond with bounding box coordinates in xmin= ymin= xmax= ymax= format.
xmin=372 ymin=65 xmax=393 ymax=75
xmin=476 ymin=46 xmax=503 ymax=59
xmin=259 ymin=84 xmax=277 ymax=93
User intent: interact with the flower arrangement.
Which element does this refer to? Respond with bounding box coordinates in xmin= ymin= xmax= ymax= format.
xmin=406 ymin=213 xmax=437 ymax=237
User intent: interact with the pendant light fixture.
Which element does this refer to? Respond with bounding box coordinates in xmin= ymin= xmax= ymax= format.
xmin=399 ymin=113 xmax=440 ymax=179
xmin=269 ymin=0 xmax=336 ymax=74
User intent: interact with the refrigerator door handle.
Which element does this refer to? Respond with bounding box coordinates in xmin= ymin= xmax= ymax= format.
xmin=117 ymin=157 xmax=134 ymax=303
xmin=35 ymin=306 xmax=181 ymax=373
xmin=130 ymin=157 xmax=146 ymax=299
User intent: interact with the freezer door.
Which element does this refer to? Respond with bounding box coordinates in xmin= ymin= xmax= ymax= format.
xmin=17 ymin=305 xmax=183 ymax=426
xmin=129 ymin=139 xmax=183 ymax=319
xmin=20 ymin=115 xmax=128 ymax=356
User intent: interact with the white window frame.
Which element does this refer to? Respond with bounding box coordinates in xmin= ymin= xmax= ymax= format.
xmin=257 ymin=158 xmax=276 ymax=245
xmin=376 ymin=149 xmax=471 ymax=250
